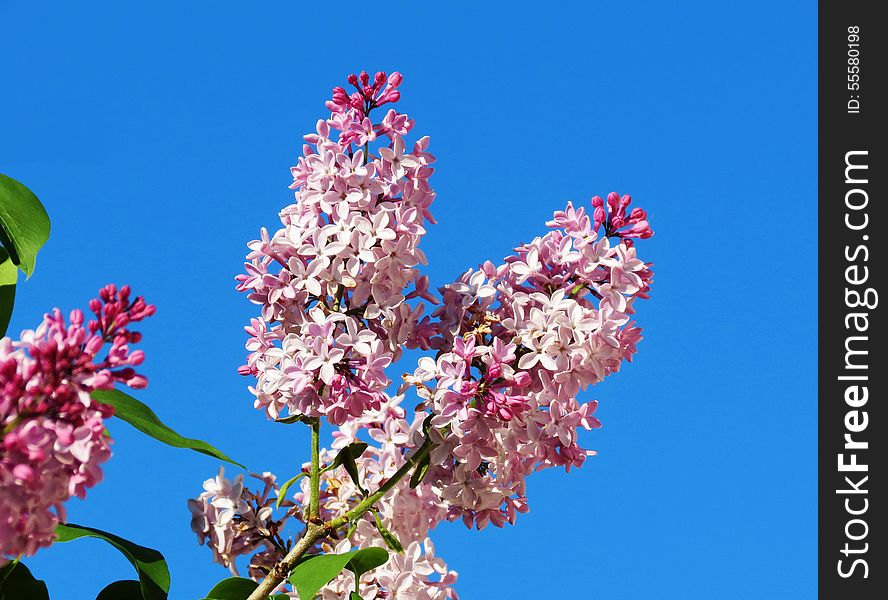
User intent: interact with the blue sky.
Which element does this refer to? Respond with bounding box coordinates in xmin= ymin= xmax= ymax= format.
xmin=2 ymin=1 xmax=816 ymax=598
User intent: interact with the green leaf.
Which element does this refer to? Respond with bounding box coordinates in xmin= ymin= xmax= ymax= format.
xmin=0 ymin=174 xmax=50 ymax=278
xmin=0 ymin=562 xmax=49 ymax=600
xmin=372 ymin=513 xmax=404 ymax=554
xmin=288 ymin=548 xmax=387 ymax=600
xmin=409 ymin=453 xmax=430 ymax=488
xmin=288 ymin=549 xmax=358 ymax=600
xmin=55 ymin=523 xmax=170 ymax=600
xmin=350 ymin=593 xmax=363 ymax=600
xmin=202 ymin=577 xmax=257 ymax=599
xmin=340 ymin=451 xmax=365 ymax=494
xmin=329 ymin=442 xmax=368 ymax=470
xmin=274 ymin=414 xmax=311 ymax=425
xmin=0 ymin=249 xmax=17 ymax=338
xmin=91 ymin=388 xmax=244 ymax=468
xmin=198 ymin=575 xmax=289 ymax=600
xmin=96 ymin=580 xmax=143 ymax=599
xmin=329 ymin=442 xmax=368 ymax=494
xmin=345 ymin=546 xmax=388 ymax=580
xmin=275 ymin=471 xmax=308 ymax=508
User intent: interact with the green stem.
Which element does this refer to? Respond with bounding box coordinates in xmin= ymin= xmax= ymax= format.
xmin=245 ymin=436 xmax=435 ymax=600
xmin=327 ymin=437 xmax=434 ymax=530
xmin=309 ymin=417 xmax=321 ymax=522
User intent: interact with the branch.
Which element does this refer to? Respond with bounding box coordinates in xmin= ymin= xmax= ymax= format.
xmin=245 ymin=436 xmax=435 ymax=600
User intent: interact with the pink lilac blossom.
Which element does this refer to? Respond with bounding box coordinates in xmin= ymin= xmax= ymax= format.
xmin=404 ymin=191 xmax=654 ymax=529
xmin=187 ymin=468 xmax=294 ymax=577
xmin=202 ymin=70 xmax=653 ymax=598
xmin=0 ymin=285 xmax=154 ymax=563
xmin=190 ymin=395 xmax=458 ymax=599
xmin=235 ymin=69 xmax=435 ymax=426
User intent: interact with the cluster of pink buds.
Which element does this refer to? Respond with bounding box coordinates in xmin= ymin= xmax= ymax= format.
xmin=325 ymin=70 xmax=413 ymax=149
xmin=328 ymin=70 xmax=403 ymax=116
xmin=1 ymin=285 xmax=154 ymax=563
xmin=594 ymin=192 xmax=653 ymax=242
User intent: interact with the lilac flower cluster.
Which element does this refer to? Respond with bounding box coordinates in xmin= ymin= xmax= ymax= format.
xmin=187 ymin=469 xmax=294 ymax=578
xmin=191 ymin=395 xmax=458 ymax=599
xmin=1 ymin=285 xmax=154 ymax=563
xmin=193 ymin=70 xmax=654 ymax=598
xmin=407 ymin=193 xmax=654 ymax=528
xmin=235 ymin=69 xmax=435 ymax=425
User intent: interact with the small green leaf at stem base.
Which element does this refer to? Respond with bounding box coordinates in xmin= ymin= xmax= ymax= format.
xmin=372 ymin=513 xmax=404 ymax=554
xmin=275 ymin=472 xmax=308 ymax=508
xmin=350 ymin=593 xmax=364 ymax=600
xmin=274 ymin=414 xmax=311 ymax=425
xmin=409 ymin=453 xmax=430 ymax=488
xmin=328 ymin=442 xmax=369 ymax=470
xmin=0 ymin=174 xmax=51 ymax=278
xmin=329 ymin=442 xmax=369 ymax=494
xmin=55 ymin=523 xmax=170 ymax=600
xmin=91 ymin=388 xmax=244 ymax=468
xmin=0 ymin=562 xmax=49 ymax=600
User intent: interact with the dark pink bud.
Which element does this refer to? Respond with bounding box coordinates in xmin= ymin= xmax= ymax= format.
xmin=347 ymin=73 xmax=359 ymax=86
xmin=591 ymin=195 xmax=604 ymax=208
xmin=629 ymin=207 xmax=646 ymax=222
xmin=85 ymin=335 xmax=104 ymax=354
xmin=593 ymin=206 xmax=606 ymax=224
xmin=359 ymin=71 xmax=369 ymax=85
xmin=374 ymin=71 xmax=386 ymax=85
